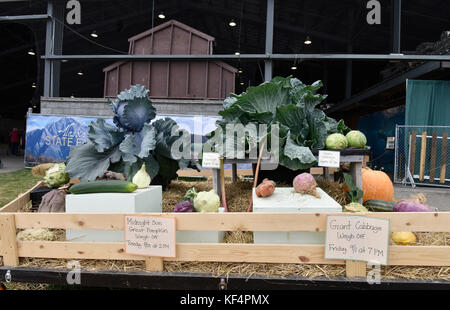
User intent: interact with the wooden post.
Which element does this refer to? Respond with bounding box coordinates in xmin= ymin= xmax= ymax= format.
xmin=409 ymin=130 xmax=417 ymax=176
xmin=346 ymin=261 xmax=366 ymax=278
xmin=441 ymin=132 xmax=448 ymax=184
xmin=145 ymin=257 xmax=164 ymax=272
xmin=212 ymin=168 xmax=222 ymax=198
xmin=429 ymin=132 xmax=437 ymax=182
xmin=0 ymin=214 xmax=19 ymax=267
xmin=232 ymin=163 xmax=238 ymax=183
xmin=350 ymin=162 xmax=363 ymax=203
xmin=419 ymin=131 xmax=427 ymax=181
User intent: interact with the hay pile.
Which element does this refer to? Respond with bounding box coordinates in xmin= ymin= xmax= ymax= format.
xmin=9 ymin=177 xmax=450 ymax=283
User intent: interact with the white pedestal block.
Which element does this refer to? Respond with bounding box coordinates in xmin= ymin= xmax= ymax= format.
xmin=176 ymin=231 xmax=225 ymax=243
xmin=66 ymin=186 xmax=162 ymax=242
xmin=253 ymin=187 xmax=342 ymax=244
xmin=176 ymin=207 xmax=225 ymax=243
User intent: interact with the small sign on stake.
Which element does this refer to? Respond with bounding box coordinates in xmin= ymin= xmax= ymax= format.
xmin=325 ymin=215 xmax=390 ymax=265
xmin=202 ymin=152 xmax=221 ymax=169
xmin=318 ymin=150 xmax=340 ymax=168
xmin=124 ymin=215 xmax=176 ymax=258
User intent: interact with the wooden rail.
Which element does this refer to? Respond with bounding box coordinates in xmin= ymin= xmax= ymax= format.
xmin=1 ymin=211 xmax=450 ymax=278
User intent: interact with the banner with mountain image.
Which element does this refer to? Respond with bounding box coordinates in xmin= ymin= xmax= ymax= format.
xmin=25 ymin=113 xmax=220 ymax=167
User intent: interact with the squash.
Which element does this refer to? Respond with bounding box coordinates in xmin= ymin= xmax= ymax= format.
xmin=391 ymin=232 xmax=416 ymax=245
xmin=69 ymin=180 xmax=138 ymax=194
xmin=363 ymin=199 xmax=395 ymax=212
xmin=361 ymin=168 xmax=394 ymax=202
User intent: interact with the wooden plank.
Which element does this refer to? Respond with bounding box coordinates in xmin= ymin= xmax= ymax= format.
xmin=145 ymin=257 xmax=164 ymax=271
xmin=388 ymin=245 xmax=450 ymax=266
xmin=419 ymin=131 xmax=427 ymax=181
xmin=0 ymin=181 xmax=42 ymax=213
xmin=441 ymin=132 xmax=448 ymax=184
xmin=11 ymin=212 xmax=450 ymax=232
xmin=17 ymin=241 xmax=342 ymax=264
xmin=0 ymin=214 xmax=19 ymax=266
xmin=15 ymin=241 xmax=450 ymax=266
xmin=429 ymin=132 xmax=437 ymax=182
xmin=346 ymin=261 xmax=366 ymax=278
xmin=409 ymin=130 xmax=417 ymax=176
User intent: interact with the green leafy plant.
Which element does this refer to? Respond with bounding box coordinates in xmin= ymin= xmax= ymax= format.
xmin=206 ymin=76 xmax=348 ymax=170
xmin=343 ymin=173 xmax=363 ymax=203
xmin=65 ymin=85 xmax=196 ymax=187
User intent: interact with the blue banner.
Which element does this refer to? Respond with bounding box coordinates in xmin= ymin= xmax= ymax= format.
xmin=24 ymin=113 xmax=221 ymax=167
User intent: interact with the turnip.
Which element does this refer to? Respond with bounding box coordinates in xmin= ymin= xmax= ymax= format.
xmin=393 ymin=200 xmax=431 ymax=212
xmin=293 ymin=173 xmax=320 ymax=198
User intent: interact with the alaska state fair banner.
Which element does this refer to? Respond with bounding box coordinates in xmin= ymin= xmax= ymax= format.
xmin=24 ymin=113 xmax=220 ymax=167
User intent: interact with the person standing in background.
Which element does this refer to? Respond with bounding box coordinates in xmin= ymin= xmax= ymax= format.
xmin=9 ymin=128 xmax=20 ymax=156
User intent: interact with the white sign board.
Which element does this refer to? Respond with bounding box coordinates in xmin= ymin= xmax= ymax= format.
xmin=202 ymin=152 xmax=221 ymax=169
xmin=318 ymin=150 xmax=340 ymax=168
xmin=125 ymin=215 xmax=176 ymax=258
xmin=325 ymin=215 xmax=390 ymax=265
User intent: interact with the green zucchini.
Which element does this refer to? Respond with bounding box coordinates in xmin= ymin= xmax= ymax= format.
xmin=69 ymin=180 xmax=138 ymax=194
xmin=363 ymin=199 xmax=395 ymax=212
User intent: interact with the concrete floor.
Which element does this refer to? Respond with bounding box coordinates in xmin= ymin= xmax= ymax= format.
xmin=0 ymin=144 xmax=25 ymax=173
xmin=394 ymin=184 xmax=450 ymax=211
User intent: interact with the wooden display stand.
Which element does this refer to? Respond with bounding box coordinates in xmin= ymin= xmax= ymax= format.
xmin=212 ymin=148 xmax=370 ymax=200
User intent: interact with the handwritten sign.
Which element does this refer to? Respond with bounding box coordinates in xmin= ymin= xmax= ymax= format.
xmin=125 ymin=215 xmax=176 ymax=258
xmin=325 ymin=215 xmax=390 ymax=265
xmin=318 ymin=150 xmax=340 ymax=168
xmin=202 ymin=152 xmax=221 ymax=168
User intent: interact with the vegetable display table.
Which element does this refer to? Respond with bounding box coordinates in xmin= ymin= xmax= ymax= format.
xmin=211 ymin=148 xmax=370 ymax=199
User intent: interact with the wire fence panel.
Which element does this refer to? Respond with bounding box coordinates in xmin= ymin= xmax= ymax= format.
xmin=394 ymin=125 xmax=450 ymax=188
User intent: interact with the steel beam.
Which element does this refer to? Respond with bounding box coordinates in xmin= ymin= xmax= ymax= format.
xmin=392 ymin=0 xmax=402 ymax=53
xmin=0 ymin=14 xmax=49 ymax=22
xmin=264 ymin=0 xmax=274 ymax=81
xmin=41 ymin=54 xmax=450 ymax=61
xmin=43 ymin=0 xmax=64 ymax=97
xmin=326 ymin=61 xmax=442 ymax=114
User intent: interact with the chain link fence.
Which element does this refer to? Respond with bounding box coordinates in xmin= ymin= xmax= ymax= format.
xmin=394 ymin=125 xmax=450 ymax=188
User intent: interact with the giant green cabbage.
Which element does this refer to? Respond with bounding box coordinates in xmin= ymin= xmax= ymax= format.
xmin=206 ymin=77 xmax=348 ymax=170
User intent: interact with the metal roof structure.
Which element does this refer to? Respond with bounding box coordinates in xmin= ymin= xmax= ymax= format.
xmin=1 ymin=0 xmax=450 ymax=119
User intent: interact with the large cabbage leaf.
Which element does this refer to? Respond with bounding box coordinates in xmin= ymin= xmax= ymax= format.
xmin=279 ymin=132 xmax=317 ymax=170
xmin=88 ymin=118 xmax=124 ymax=152
xmin=119 ymin=123 xmax=156 ymax=164
xmin=65 ymin=143 xmax=122 ymax=181
xmin=219 ymin=82 xmax=291 ymax=124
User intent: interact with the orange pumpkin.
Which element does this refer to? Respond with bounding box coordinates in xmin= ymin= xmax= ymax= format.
xmin=342 ymin=168 xmax=394 ymax=202
xmin=361 ymin=168 xmax=394 ymax=202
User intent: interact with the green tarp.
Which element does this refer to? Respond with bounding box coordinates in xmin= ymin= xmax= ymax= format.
xmin=406 ymin=79 xmax=450 ymax=126
xmin=404 ymin=79 xmax=450 ymax=184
